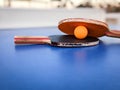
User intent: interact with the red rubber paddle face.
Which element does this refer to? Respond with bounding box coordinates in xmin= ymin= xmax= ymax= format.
xmin=58 ymin=18 xmax=109 ymax=37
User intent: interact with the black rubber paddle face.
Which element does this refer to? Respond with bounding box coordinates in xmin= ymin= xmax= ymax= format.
xmin=49 ymin=35 xmax=99 ymax=47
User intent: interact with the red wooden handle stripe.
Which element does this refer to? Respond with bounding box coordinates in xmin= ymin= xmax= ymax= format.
xmin=14 ymin=36 xmax=51 ymax=44
xmin=106 ymin=30 xmax=120 ymax=38
xmin=15 ymin=38 xmax=49 ymax=41
xmin=14 ymin=40 xmax=50 ymax=44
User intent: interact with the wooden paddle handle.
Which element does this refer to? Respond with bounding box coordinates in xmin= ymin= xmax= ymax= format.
xmin=105 ymin=30 xmax=120 ymax=38
xmin=14 ymin=36 xmax=51 ymax=44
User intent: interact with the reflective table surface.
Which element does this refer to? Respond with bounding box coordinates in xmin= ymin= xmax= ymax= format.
xmin=0 ymin=26 xmax=120 ymax=90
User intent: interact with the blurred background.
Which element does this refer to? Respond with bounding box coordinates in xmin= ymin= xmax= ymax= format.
xmin=0 ymin=0 xmax=120 ymax=28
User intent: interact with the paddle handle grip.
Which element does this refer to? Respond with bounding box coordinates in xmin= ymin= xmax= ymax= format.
xmin=106 ymin=30 xmax=120 ymax=38
xmin=14 ymin=36 xmax=51 ymax=44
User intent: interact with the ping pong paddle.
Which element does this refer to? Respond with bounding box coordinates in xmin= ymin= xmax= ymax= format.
xmin=58 ymin=18 xmax=120 ymax=38
xmin=14 ymin=35 xmax=99 ymax=47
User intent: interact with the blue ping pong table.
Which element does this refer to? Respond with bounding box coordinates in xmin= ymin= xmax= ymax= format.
xmin=0 ymin=26 xmax=120 ymax=90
